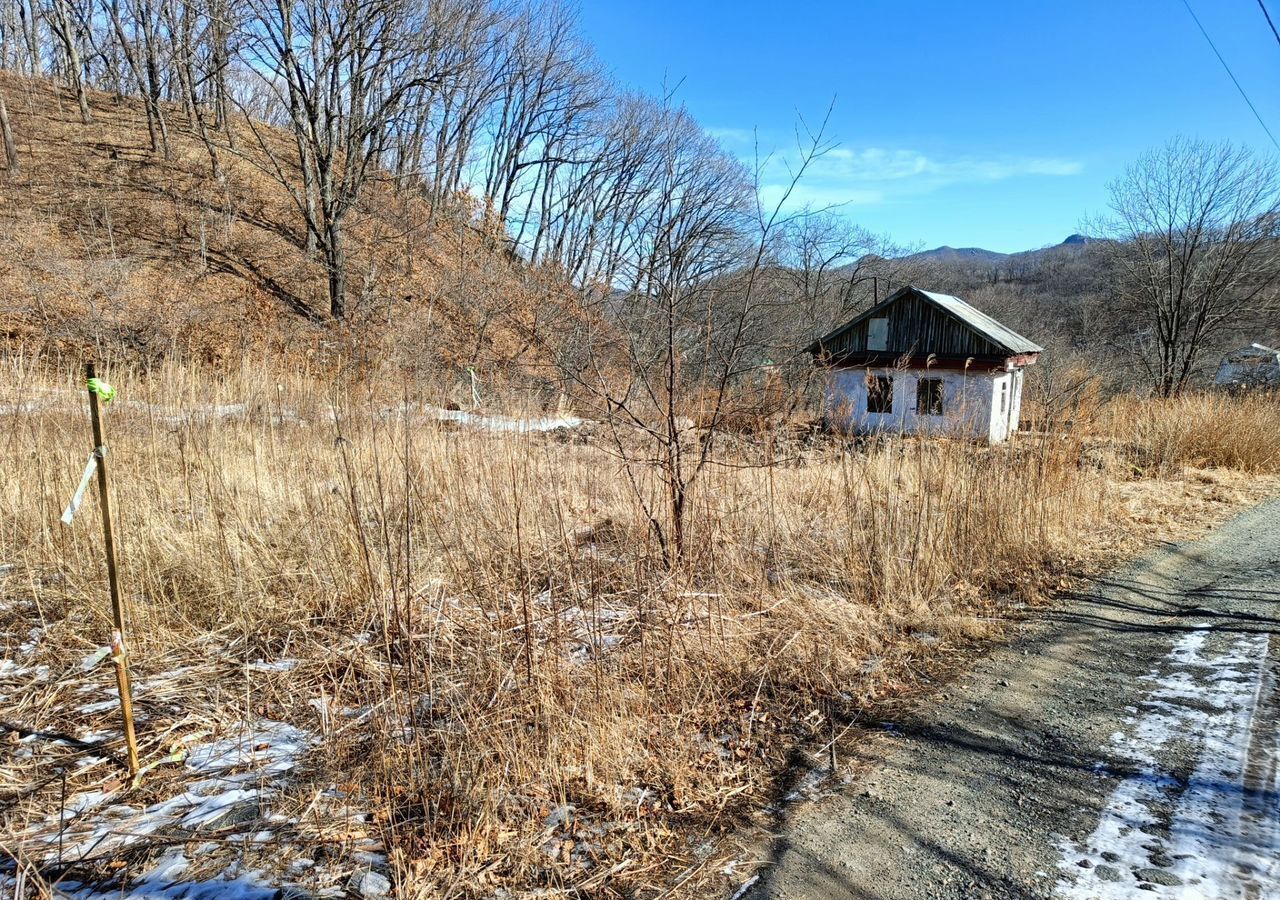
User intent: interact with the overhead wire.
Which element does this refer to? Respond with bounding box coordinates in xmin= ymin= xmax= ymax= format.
xmin=1257 ymin=0 xmax=1280 ymax=48
xmin=1179 ymin=0 xmax=1280 ymax=152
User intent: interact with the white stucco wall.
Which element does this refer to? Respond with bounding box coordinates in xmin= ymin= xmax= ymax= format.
xmin=1007 ymin=369 xmax=1024 ymax=440
xmin=823 ymin=367 xmax=1026 ymax=442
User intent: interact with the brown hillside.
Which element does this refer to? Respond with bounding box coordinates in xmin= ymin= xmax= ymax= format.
xmin=0 ymin=71 xmax=577 ymax=383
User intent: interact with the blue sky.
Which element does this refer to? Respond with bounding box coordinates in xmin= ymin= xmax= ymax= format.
xmin=576 ymin=0 xmax=1280 ymax=253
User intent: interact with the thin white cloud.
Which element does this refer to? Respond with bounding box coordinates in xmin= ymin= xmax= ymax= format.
xmin=758 ymin=183 xmax=884 ymax=212
xmin=747 ymin=143 xmax=1083 ymax=211
xmin=707 ymin=126 xmax=757 ymax=146
xmin=805 ymin=148 xmax=1082 ymax=183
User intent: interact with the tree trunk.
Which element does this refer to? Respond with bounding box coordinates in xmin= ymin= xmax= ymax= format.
xmin=139 ymin=0 xmax=169 ymax=159
xmin=296 ymin=139 xmax=319 ymax=253
xmin=52 ymin=0 xmax=91 ymax=124
xmin=20 ymin=0 xmax=39 ymax=76
xmin=209 ymin=0 xmax=230 ymax=132
xmin=181 ymin=39 xmax=222 ymax=178
xmin=326 ymin=223 xmax=347 ymax=319
xmin=0 ymin=92 xmax=17 ymax=174
xmin=303 ymin=186 xmax=319 ymax=253
xmin=1 ymin=3 xmax=13 ymax=70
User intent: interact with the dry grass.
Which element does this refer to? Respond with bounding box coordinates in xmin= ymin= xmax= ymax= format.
xmin=1101 ymin=391 xmax=1280 ymax=474
xmin=1 ymin=358 xmax=1276 ymax=897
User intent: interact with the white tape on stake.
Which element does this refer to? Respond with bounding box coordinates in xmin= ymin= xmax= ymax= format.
xmin=61 ymin=447 xmax=104 ymax=526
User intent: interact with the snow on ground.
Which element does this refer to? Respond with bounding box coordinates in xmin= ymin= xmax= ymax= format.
xmin=3 ymin=384 xmax=589 ymax=434
xmin=47 ymin=849 xmax=284 ymax=900
xmin=422 ymin=404 xmax=583 ymax=433
xmin=1 ymin=633 xmax=392 ymax=899
xmin=1055 ymin=624 xmax=1280 ymax=897
xmin=16 ymin=719 xmax=314 ymax=866
xmin=3 ymin=714 xmax=392 ymax=898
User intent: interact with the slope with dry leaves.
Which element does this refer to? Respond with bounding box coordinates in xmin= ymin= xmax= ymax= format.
xmin=0 ymin=70 xmax=578 ymax=386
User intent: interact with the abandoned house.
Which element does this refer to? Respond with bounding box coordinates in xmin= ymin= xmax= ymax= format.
xmin=807 ymin=285 xmax=1042 ymax=442
xmin=1214 ymin=343 xmax=1280 ymax=391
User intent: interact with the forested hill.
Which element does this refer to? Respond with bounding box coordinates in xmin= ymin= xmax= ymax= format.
xmin=0 ymin=70 xmax=575 ymax=376
xmin=905 ymin=234 xmax=1094 ymax=267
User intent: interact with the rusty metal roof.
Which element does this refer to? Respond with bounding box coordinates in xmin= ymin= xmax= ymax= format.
xmin=806 ymin=285 xmax=1043 ymax=357
xmin=915 ymin=289 xmax=1043 ymax=355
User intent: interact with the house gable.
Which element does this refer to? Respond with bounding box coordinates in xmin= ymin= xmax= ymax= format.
xmin=807 ymin=285 xmax=1042 ymax=365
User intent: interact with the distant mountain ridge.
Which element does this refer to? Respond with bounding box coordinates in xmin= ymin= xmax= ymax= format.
xmin=905 ymin=234 xmax=1094 ymax=265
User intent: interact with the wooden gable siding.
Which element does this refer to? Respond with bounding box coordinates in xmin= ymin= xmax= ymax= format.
xmin=820 ymin=289 xmax=1005 ymax=359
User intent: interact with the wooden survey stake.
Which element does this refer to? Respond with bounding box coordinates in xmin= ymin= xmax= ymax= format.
xmin=85 ymin=361 xmax=140 ymax=776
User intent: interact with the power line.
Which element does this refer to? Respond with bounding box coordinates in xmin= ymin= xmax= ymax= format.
xmin=1259 ymin=0 xmax=1280 ymax=48
xmin=1179 ymin=0 xmax=1280 ymax=152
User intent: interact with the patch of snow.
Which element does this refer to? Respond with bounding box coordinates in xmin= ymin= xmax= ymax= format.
xmin=53 ymin=849 xmax=284 ymax=900
xmin=1 ymin=659 xmax=50 ymax=680
xmin=423 ymin=405 xmax=583 ymax=433
xmin=77 ymin=699 xmax=122 ymax=714
xmin=782 ymin=765 xmax=832 ymax=803
xmin=19 ymin=720 xmax=314 ymax=866
xmin=1055 ymin=624 xmax=1280 ymax=897
xmin=184 ymin=720 xmax=310 ymax=777
xmin=543 ymin=803 xmax=575 ymax=830
xmin=349 ymin=869 xmax=391 ymax=898
xmin=135 ymin=401 xmax=250 ymax=427
xmin=18 ymin=626 xmax=43 ymax=654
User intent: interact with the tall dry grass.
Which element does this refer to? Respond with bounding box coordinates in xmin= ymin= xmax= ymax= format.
xmin=1102 ymin=391 xmax=1280 ymax=474
xmin=0 ymin=355 xmax=1142 ymax=895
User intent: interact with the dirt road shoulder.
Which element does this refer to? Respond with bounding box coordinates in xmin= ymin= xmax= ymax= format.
xmin=742 ymin=498 xmax=1280 ymax=899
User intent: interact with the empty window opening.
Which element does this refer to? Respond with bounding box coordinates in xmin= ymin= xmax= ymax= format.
xmin=916 ymin=378 xmax=944 ymax=416
xmin=867 ymin=375 xmax=893 ymax=414
xmin=999 ymin=381 xmax=1008 ymax=414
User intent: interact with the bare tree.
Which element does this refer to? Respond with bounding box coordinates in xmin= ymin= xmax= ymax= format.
xmin=48 ymin=0 xmax=93 ymax=123
xmin=238 ymin=0 xmax=448 ymax=319
xmin=542 ymin=105 xmax=836 ymax=565
xmin=480 ymin=1 xmax=600 ymax=254
xmin=388 ymin=0 xmax=507 ymax=207
xmin=103 ymin=0 xmax=170 ymax=155
xmin=0 ymin=0 xmax=40 ymax=74
xmin=164 ymin=0 xmax=222 ymax=175
xmin=1094 ymin=138 xmax=1280 ymax=396
xmin=1 ymin=1 xmax=23 ymax=69
xmin=779 ymin=212 xmax=910 ymax=329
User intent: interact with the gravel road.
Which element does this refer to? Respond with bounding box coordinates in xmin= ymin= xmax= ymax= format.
xmin=744 ymin=498 xmax=1280 ymax=899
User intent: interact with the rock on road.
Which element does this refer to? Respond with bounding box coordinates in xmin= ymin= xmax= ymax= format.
xmin=745 ymin=499 xmax=1280 ymax=899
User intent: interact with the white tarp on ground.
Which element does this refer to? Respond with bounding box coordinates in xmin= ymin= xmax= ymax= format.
xmin=423 ymin=405 xmax=582 ymax=433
